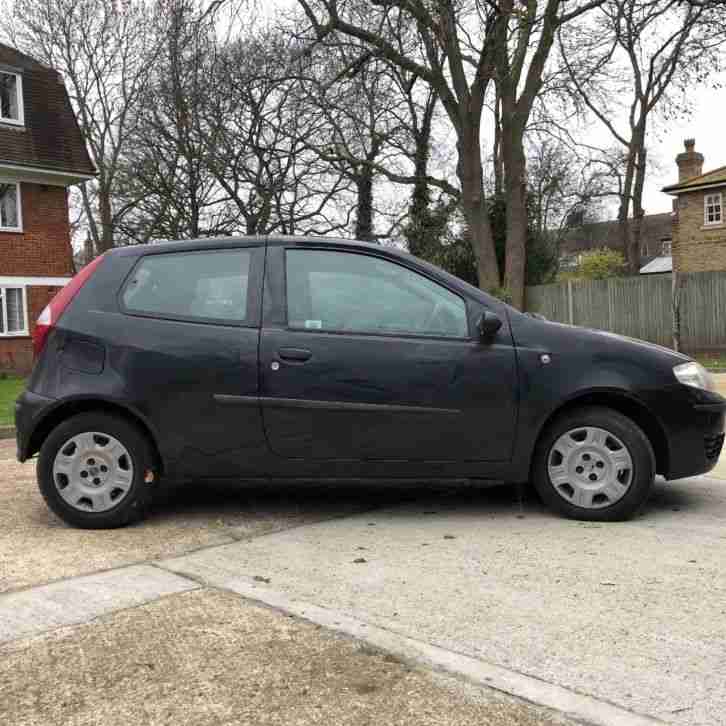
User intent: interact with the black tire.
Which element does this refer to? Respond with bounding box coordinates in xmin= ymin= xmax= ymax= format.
xmin=532 ymin=406 xmax=655 ymax=522
xmin=37 ymin=412 xmax=157 ymax=529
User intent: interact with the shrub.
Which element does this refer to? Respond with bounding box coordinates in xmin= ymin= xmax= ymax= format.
xmin=577 ymin=248 xmax=626 ymax=280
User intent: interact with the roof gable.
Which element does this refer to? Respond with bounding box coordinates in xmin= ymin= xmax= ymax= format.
xmin=0 ymin=43 xmax=95 ymax=179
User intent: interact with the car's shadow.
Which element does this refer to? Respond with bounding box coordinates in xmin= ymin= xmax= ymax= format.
xmin=642 ymin=476 xmax=723 ymax=518
xmin=146 ymin=476 xmax=723 ymax=526
xmin=147 ymin=479 xmax=537 ymax=524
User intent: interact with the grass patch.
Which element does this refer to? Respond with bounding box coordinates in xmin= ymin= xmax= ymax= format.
xmin=694 ymin=354 xmax=726 ymax=372
xmin=0 ymin=375 xmax=25 ymax=427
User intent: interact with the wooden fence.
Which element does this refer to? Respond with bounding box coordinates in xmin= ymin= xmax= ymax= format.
xmin=525 ymin=270 xmax=726 ymax=352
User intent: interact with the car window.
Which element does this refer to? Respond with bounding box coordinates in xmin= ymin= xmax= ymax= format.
xmin=122 ymin=249 xmax=251 ymax=323
xmin=286 ymin=249 xmax=469 ymax=338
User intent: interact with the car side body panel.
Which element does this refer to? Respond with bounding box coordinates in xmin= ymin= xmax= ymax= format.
xmin=23 ymin=240 xmax=269 ymax=478
xmin=507 ymin=313 xmax=725 ymax=481
xmin=256 ymin=240 xmax=519 ymax=475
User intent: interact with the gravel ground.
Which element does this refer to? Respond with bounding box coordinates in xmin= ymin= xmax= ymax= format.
xmin=0 ymin=588 xmax=574 ymax=726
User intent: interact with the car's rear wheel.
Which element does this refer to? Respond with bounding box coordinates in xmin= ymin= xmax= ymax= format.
xmin=532 ymin=406 xmax=655 ymax=521
xmin=38 ymin=412 xmax=156 ymax=529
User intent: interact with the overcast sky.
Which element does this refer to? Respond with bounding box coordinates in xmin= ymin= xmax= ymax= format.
xmin=640 ymin=79 xmax=726 ymax=215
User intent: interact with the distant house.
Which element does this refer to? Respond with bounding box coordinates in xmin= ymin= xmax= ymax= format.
xmin=663 ymin=139 xmax=726 ymax=274
xmin=559 ymin=212 xmax=673 ymax=273
xmin=0 ymin=43 xmax=95 ymax=373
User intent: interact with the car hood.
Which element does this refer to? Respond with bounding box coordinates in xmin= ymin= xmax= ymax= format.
xmin=578 ymin=326 xmax=691 ymax=363
xmin=511 ymin=313 xmax=690 ymax=369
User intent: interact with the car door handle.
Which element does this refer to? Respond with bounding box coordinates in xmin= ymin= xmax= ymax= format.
xmin=278 ymin=347 xmax=312 ymax=362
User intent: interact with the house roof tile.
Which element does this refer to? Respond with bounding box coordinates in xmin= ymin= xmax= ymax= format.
xmin=0 ymin=43 xmax=95 ymax=178
xmin=662 ymin=165 xmax=726 ymax=194
xmin=560 ymin=212 xmax=672 ymax=256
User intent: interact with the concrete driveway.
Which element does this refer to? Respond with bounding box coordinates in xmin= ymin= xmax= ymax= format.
xmin=0 ymin=439 xmax=407 ymax=593
xmin=160 ymin=475 xmax=726 ymax=726
xmin=2 ymin=436 xmax=726 ymax=725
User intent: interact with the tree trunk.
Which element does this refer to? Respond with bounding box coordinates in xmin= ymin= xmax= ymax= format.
xmin=617 ymin=144 xmax=637 ymax=272
xmin=406 ymin=129 xmax=432 ymax=257
xmin=98 ymin=186 xmax=114 ymax=253
xmin=502 ymin=136 xmax=528 ymax=310
xmin=456 ymin=126 xmax=499 ymax=292
xmin=629 ymin=143 xmax=647 ymax=275
xmin=355 ymin=170 xmax=374 ymax=241
xmin=493 ymin=89 xmax=504 ymax=198
xmin=499 ymin=88 xmax=528 ymax=308
xmin=79 ymin=182 xmax=101 ymax=254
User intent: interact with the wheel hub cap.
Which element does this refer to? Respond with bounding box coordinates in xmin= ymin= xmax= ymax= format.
xmin=52 ymin=432 xmax=134 ymax=513
xmin=547 ymin=426 xmax=633 ymax=509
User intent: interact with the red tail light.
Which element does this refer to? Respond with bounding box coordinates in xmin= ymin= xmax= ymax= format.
xmin=33 ymin=254 xmax=107 ymax=359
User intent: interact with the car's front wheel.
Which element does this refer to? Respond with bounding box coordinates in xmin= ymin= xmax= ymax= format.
xmin=38 ymin=412 xmax=157 ymax=529
xmin=532 ymin=406 xmax=655 ymax=521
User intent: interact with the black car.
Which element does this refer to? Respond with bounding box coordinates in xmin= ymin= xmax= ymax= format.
xmin=15 ymin=236 xmax=726 ymax=528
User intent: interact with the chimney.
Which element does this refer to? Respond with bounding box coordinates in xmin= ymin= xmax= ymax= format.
xmin=676 ymin=138 xmax=704 ymax=183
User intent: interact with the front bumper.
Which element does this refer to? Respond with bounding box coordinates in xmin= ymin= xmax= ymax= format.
xmin=15 ymin=390 xmax=56 ymax=462
xmin=661 ymin=392 xmax=726 ymax=480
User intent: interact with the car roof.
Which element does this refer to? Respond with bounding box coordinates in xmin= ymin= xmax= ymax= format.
xmin=110 ymin=235 xmax=384 ymax=257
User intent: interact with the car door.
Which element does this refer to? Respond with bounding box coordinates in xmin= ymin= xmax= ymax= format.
xmin=258 ymin=242 xmax=518 ymax=464
xmin=117 ymin=243 xmax=267 ymax=477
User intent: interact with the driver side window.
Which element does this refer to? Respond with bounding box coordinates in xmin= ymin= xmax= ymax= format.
xmin=286 ymin=249 xmax=469 ymax=338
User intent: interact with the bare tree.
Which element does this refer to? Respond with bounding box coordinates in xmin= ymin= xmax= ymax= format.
xmin=117 ymin=0 xmax=238 ymax=243
xmin=561 ymin=0 xmax=726 ymax=273
xmin=202 ymin=28 xmax=355 ymax=236
xmin=527 ymin=138 xmax=609 ymax=244
xmin=492 ymin=0 xmax=606 ymax=305
xmin=9 ymin=0 xmax=156 ymax=252
xmin=294 ymin=0 xmax=608 ymax=307
xmin=293 ymin=0 xmax=505 ymax=291
xmin=290 ymin=39 xmax=408 ymax=241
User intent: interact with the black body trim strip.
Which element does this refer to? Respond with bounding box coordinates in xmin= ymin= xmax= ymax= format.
xmin=214 ymin=394 xmax=460 ymax=415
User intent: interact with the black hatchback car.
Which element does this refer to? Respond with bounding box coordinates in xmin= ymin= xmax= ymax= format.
xmin=15 ymin=236 xmax=726 ymax=528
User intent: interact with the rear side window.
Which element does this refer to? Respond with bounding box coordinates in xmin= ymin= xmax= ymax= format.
xmin=122 ymin=249 xmax=252 ymax=324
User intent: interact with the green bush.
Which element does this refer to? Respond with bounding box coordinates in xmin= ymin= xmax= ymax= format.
xmin=577 ymin=248 xmax=626 ymax=280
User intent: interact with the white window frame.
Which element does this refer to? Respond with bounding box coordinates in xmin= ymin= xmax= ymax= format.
xmin=0 ymin=70 xmax=24 ymax=126
xmin=0 ymin=181 xmax=22 ymax=232
xmin=661 ymin=239 xmax=672 ymax=256
xmin=0 ymin=285 xmax=29 ymax=337
xmin=704 ymin=192 xmax=723 ymax=226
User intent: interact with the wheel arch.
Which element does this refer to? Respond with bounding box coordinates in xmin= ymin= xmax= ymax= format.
xmin=532 ymin=390 xmax=669 ymax=477
xmin=27 ymin=398 xmax=164 ymax=475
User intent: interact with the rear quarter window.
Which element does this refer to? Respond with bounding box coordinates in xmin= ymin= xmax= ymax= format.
xmin=121 ymin=249 xmax=252 ymax=324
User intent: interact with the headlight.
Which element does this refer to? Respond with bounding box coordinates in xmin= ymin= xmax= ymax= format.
xmin=673 ymin=361 xmax=715 ymax=391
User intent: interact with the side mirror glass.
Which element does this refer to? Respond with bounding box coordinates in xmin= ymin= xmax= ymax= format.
xmin=477 ymin=310 xmax=502 ymax=340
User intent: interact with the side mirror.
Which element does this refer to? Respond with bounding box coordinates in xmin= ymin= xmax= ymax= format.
xmin=477 ymin=310 xmax=502 ymax=340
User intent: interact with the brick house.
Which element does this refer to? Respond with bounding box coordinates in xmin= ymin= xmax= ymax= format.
xmin=0 ymin=44 xmax=94 ymax=373
xmin=663 ymin=139 xmax=726 ymax=274
xmin=558 ymin=213 xmax=673 ymax=272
